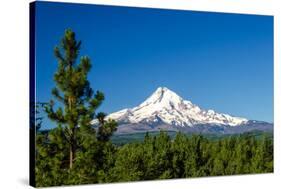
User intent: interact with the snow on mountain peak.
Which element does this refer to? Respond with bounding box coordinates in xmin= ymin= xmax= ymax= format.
xmin=93 ymin=87 xmax=248 ymax=127
xmin=138 ymin=87 xmax=183 ymax=109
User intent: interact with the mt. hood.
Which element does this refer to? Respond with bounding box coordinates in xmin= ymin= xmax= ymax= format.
xmin=92 ymin=87 xmax=272 ymax=134
xmin=107 ymin=87 xmax=247 ymax=127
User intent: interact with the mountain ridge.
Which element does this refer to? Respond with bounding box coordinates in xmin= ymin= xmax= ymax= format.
xmin=92 ymin=87 xmax=272 ymax=134
xmin=98 ymin=87 xmax=248 ymax=126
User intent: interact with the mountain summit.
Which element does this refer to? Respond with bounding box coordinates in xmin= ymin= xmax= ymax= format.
xmin=99 ymin=87 xmax=248 ymax=128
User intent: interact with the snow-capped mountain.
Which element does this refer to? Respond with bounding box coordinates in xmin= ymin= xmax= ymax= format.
xmin=95 ymin=87 xmax=248 ymax=127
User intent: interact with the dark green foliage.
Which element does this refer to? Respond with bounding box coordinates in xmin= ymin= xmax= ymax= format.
xmin=107 ymin=131 xmax=273 ymax=183
xmin=36 ymin=129 xmax=273 ymax=186
xmin=44 ymin=29 xmax=104 ymax=170
xmin=35 ymin=29 xmax=117 ymax=187
xmin=110 ymin=130 xmax=272 ymax=145
xmin=96 ymin=112 xmax=117 ymax=142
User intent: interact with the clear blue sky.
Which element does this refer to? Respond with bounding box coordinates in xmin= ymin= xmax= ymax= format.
xmin=35 ymin=2 xmax=273 ymax=129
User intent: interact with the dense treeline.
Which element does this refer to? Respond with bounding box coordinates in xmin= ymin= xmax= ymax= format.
xmin=36 ymin=131 xmax=273 ymax=187
xmin=110 ymin=132 xmax=273 ymax=180
xmin=34 ymin=29 xmax=273 ymax=187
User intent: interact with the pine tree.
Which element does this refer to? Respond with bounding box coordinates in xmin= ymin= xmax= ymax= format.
xmin=171 ymin=132 xmax=188 ymax=178
xmin=45 ymin=29 xmax=111 ymax=169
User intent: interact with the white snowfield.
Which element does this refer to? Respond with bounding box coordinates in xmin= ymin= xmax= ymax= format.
xmin=92 ymin=87 xmax=248 ymax=127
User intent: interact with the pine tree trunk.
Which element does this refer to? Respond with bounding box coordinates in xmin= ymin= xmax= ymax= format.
xmin=68 ymin=96 xmax=74 ymax=169
xmin=69 ymin=143 xmax=75 ymax=169
xmin=70 ymin=145 xmax=73 ymax=169
xmin=69 ymin=126 xmax=76 ymax=169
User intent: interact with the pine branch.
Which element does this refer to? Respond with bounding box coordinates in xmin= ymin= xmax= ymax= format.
xmin=52 ymin=88 xmax=65 ymax=103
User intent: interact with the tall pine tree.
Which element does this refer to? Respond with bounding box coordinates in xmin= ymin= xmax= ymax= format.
xmin=45 ymin=29 xmax=114 ymax=169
